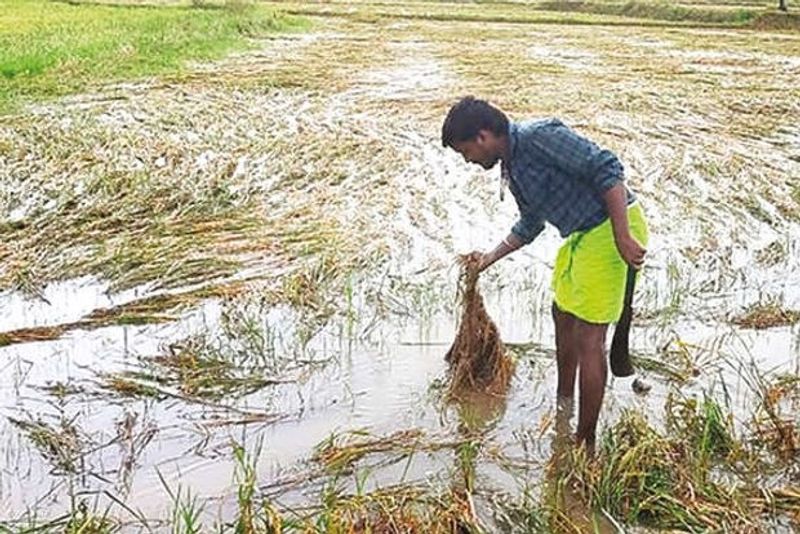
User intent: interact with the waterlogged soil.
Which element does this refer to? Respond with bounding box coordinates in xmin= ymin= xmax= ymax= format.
xmin=1 ymin=5 xmax=800 ymax=530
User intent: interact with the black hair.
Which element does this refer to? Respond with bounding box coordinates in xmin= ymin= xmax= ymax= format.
xmin=441 ymin=96 xmax=509 ymax=148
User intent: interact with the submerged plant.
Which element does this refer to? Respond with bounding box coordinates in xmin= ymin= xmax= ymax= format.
xmin=101 ymin=301 xmax=308 ymax=400
xmin=232 ymin=439 xmax=283 ymax=533
xmin=307 ymin=482 xmax=480 ymax=533
xmin=732 ymin=301 xmax=800 ymax=329
xmin=9 ymin=414 xmax=86 ymax=474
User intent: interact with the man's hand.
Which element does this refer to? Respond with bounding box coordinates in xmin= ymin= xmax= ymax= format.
xmin=460 ymin=234 xmax=523 ymax=273
xmin=460 ymin=250 xmax=492 ymax=272
xmin=615 ymin=233 xmax=646 ymax=270
xmin=602 ymin=184 xmax=646 ymax=270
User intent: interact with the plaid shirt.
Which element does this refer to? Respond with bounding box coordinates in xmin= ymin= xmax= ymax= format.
xmin=502 ymin=118 xmax=635 ymax=244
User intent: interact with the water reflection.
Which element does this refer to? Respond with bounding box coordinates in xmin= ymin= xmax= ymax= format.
xmin=545 ymin=395 xmax=619 ymax=534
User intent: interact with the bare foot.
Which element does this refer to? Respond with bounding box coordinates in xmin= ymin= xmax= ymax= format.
xmin=574 ymin=433 xmax=596 ymax=457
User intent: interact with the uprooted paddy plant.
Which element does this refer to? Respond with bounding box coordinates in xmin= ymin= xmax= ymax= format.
xmin=445 ymin=255 xmax=515 ymax=399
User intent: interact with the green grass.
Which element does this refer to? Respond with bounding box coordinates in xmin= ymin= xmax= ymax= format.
xmin=537 ymin=0 xmax=758 ymax=25
xmin=270 ymin=0 xmax=796 ymax=29
xmin=0 ymin=0 xmax=306 ymax=113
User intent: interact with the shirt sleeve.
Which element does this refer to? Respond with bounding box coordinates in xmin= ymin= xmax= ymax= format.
xmin=511 ymin=211 xmax=545 ymax=245
xmin=530 ymin=120 xmax=624 ymax=194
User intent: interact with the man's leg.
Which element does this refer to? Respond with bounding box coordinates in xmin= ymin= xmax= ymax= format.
xmin=552 ymin=302 xmax=578 ymax=398
xmin=573 ymin=319 xmax=610 ymax=448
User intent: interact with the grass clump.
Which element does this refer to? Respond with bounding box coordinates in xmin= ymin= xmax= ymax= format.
xmin=307 ymin=484 xmax=480 ymax=534
xmin=732 ymin=301 xmax=800 ymax=329
xmin=0 ymin=505 xmax=117 ymax=533
xmin=560 ymin=394 xmax=799 ymax=531
xmin=748 ymin=371 xmax=800 ymax=462
xmin=490 ymin=489 xmax=549 ymax=533
xmin=158 ymin=469 xmax=206 ymax=534
xmin=631 ymin=337 xmax=704 ymax=383
xmin=312 ymin=428 xmax=471 ymax=476
xmin=231 ymin=440 xmax=282 ymax=534
xmin=9 ymin=414 xmax=87 ymax=473
xmin=0 ymin=0 xmax=305 ymax=113
xmin=62 ymin=508 xmax=117 ymax=534
xmin=313 ymin=429 xmax=429 ymax=473
xmin=665 ymin=393 xmax=739 ymax=464
xmin=102 ymin=375 xmax=164 ymax=399
xmin=228 ymin=429 xmax=483 ymax=532
xmin=104 ymin=307 xmax=296 ymax=400
xmin=98 ymin=300 xmax=340 ymax=405
xmin=146 ymin=336 xmax=287 ymax=398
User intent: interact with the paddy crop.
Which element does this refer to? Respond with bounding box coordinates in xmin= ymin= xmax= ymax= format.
xmin=1 ymin=0 xmax=798 ymax=531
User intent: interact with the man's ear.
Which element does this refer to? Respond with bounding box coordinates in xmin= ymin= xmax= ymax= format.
xmin=475 ymin=129 xmax=488 ymax=146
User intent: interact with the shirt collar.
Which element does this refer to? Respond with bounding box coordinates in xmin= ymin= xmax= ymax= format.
xmin=505 ymin=121 xmax=519 ymax=165
xmin=499 ymin=122 xmax=518 ymax=200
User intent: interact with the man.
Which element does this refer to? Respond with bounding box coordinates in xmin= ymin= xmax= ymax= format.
xmin=441 ymin=96 xmax=649 ymax=448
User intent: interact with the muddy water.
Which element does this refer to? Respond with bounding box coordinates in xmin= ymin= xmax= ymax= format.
xmin=2 ymin=247 xmax=798 ymax=526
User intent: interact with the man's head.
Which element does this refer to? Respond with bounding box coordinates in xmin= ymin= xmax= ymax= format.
xmin=441 ymin=96 xmax=509 ymax=170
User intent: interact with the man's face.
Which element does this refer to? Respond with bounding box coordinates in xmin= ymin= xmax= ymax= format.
xmin=452 ymin=131 xmax=499 ymax=170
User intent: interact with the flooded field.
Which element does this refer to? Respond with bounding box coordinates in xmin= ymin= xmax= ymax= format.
xmin=1 ymin=1 xmax=799 ymax=531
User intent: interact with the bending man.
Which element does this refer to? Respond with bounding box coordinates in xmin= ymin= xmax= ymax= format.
xmin=441 ymin=96 xmax=649 ymax=448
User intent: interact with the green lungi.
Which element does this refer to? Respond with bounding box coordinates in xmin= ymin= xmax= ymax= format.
xmin=552 ymin=203 xmax=649 ymax=324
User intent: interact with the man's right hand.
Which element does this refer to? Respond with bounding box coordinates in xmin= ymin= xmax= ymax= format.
xmin=460 ymin=250 xmax=492 ymax=272
xmin=462 ymin=234 xmax=523 ymax=273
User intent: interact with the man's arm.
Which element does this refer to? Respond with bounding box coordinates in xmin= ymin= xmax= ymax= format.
xmin=476 ymin=232 xmax=525 ymax=271
xmin=467 ymin=210 xmax=543 ymax=272
xmin=603 ymin=183 xmax=646 ymax=269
